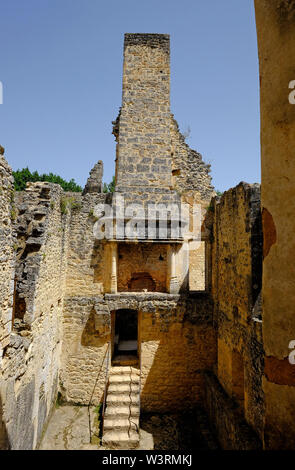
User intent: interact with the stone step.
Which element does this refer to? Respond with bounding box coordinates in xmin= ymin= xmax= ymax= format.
xmin=108 ymin=374 xmax=140 ymax=385
xmin=110 ymin=366 xmax=140 ymax=376
xmin=112 ymin=356 xmax=139 ymax=367
xmin=102 ymin=430 xmax=139 ymax=449
xmin=104 ymin=406 xmax=140 ymax=419
xmin=108 ymin=383 xmax=140 ymax=394
xmin=106 ymin=393 xmax=139 ymax=406
xmin=104 ymin=417 xmax=139 ymax=432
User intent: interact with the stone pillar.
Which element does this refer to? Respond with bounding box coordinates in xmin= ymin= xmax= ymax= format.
xmin=169 ymin=245 xmax=179 ymax=294
xmin=110 ymin=243 xmax=118 ymax=294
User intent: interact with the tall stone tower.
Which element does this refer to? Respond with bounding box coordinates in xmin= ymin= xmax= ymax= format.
xmin=113 ymin=33 xmax=214 ymax=206
xmin=114 ymin=33 xmax=172 ymax=192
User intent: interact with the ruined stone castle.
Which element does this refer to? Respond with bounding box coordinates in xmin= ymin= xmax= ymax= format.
xmin=1 ymin=2 xmax=295 ymax=450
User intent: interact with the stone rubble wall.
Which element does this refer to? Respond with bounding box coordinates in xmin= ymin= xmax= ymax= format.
xmin=114 ymin=33 xmax=214 ymax=208
xmin=65 ymin=192 xmax=109 ymax=297
xmin=116 ymin=34 xmax=172 ymax=191
xmin=59 ymin=292 xmax=216 ymax=410
xmin=0 ymin=182 xmax=71 ymax=449
xmin=60 ymin=192 xmax=110 ymax=404
xmin=170 ymin=116 xmax=214 ymax=202
xmin=205 ymin=182 xmax=264 ymax=447
xmin=0 ymin=154 xmax=15 ymax=449
xmin=0 ymin=155 xmax=15 ymax=360
xmin=83 ymin=160 xmax=103 ymax=195
xmin=204 ymin=372 xmax=262 ymax=450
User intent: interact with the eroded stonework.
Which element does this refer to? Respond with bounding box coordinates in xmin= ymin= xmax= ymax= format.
xmin=1 ymin=26 xmax=291 ymax=450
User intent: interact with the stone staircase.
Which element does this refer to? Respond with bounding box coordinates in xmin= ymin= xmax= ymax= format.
xmin=102 ymin=366 xmax=140 ymax=449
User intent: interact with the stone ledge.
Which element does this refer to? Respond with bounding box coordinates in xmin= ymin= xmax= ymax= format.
xmin=105 ymin=292 xmax=181 ymax=302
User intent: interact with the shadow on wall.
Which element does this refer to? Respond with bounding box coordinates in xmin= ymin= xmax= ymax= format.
xmin=0 ymin=395 xmax=9 ymax=450
xmin=81 ymin=307 xmax=109 ymax=348
xmin=90 ymin=240 xmax=104 ymax=285
xmin=80 ymin=307 xmax=111 ymax=407
xmin=140 ymin=296 xmax=216 ymax=413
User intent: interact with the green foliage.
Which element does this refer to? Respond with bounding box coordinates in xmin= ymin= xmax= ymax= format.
xmin=60 ymin=196 xmax=82 ymax=215
xmin=91 ymin=403 xmax=102 ymax=446
xmin=216 ymin=190 xmax=223 ymax=197
xmin=94 ymin=403 xmax=102 ymax=415
xmin=13 ymin=167 xmax=82 ymax=192
xmin=88 ymin=208 xmax=99 ymax=221
xmin=60 ymin=198 xmax=68 ymax=215
xmin=103 ymin=176 xmax=115 ymax=193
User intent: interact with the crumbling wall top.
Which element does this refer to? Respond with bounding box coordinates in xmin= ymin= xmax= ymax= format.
xmin=83 ymin=160 xmax=103 ymax=195
xmin=124 ymin=33 xmax=170 ymax=53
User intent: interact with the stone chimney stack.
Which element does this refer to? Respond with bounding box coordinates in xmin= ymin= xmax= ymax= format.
xmin=115 ymin=33 xmax=172 ymax=191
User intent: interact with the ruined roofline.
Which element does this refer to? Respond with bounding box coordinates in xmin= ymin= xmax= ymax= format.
xmin=124 ymin=33 xmax=170 ymax=53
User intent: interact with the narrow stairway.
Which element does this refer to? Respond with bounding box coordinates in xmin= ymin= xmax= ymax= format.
xmin=102 ymin=366 xmax=140 ymax=449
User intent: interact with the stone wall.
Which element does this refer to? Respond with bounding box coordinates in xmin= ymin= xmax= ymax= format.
xmin=139 ymin=295 xmax=216 ymax=412
xmin=170 ymin=116 xmax=213 ymax=201
xmin=113 ymin=33 xmax=214 ymax=207
xmin=254 ymin=0 xmax=295 ymax=449
xmin=0 ymin=182 xmax=71 ymax=449
xmin=60 ymin=291 xmax=216 ymax=410
xmin=60 ymin=191 xmax=111 ymax=404
xmin=205 ymin=372 xmax=262 ymax=450
xmin=83 ymin=161 xmax=103 ymax=195
xmin=60 ymin=296 xmax=109 ymax=405
xmin=115 ymin=34 xmax=172 ymax=191
xmin=0 ymin=153 xmax=15 ymax=449
xmin=65 ymin=192 xmax=108 ymax=297
xmin=205 ymin=182 xmax=264 ymax=447
xmin=117 ymin=243 xmax=168 ymax=292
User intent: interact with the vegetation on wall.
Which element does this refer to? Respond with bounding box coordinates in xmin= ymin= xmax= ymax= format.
xmin=13 ymin=167 xmax=83 ymax=192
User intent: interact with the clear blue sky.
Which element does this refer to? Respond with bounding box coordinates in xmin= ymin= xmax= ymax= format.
xmin=0 ymin=0 xmax=260 ymax=192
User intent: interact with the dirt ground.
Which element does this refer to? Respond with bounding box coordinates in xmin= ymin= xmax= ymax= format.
xmin=39 ymin=405 xmax=219 ymax=451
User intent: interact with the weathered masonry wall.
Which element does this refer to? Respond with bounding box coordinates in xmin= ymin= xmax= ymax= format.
xmin=0 ymin=155 xmax=15 ymax=362
xmin=60 ymin=296 xmax=109 ymax=405
xmin=60 ymin=192 xmax=110 ymax=404
xmin=115 ymin=34 xmax=171 ymax=190
xmin=65 ymin=192 xmax=108 ymax=298
xmin=117 ymin=243 xmax=168 ymax=293
xmin=255 ymin=0 xmax=295 ymax=449
xmin=205 ymin=183 xmax=263 ymax=449
xmin=0 ymin=181 xmax=71 ymax=449
xmin=113 ymin=33 xmax=214 ymax=207
xmin=60 ymin=292 xmax=216 ymax=410
xmin=139 ymin=295 xmax=216 ymax=412
xmin=170 ymin=117 xmax=213 ymax=202
xmin=0 ymin=154 xmax=15 ymax=449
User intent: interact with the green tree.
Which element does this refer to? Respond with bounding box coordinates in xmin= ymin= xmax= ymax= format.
xmin=103 ymin=176 xmax=115 ymax=193
xmin=13 ymin=167 xmax=82 ymax=192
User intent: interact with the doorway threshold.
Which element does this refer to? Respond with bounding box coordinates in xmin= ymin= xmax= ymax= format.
xmin=112 ymin=354 xmax=139 ymax=367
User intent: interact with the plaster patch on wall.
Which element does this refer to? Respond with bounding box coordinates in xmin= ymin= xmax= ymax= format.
xmin=265 ymin=355 xmax=295 ymax=386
